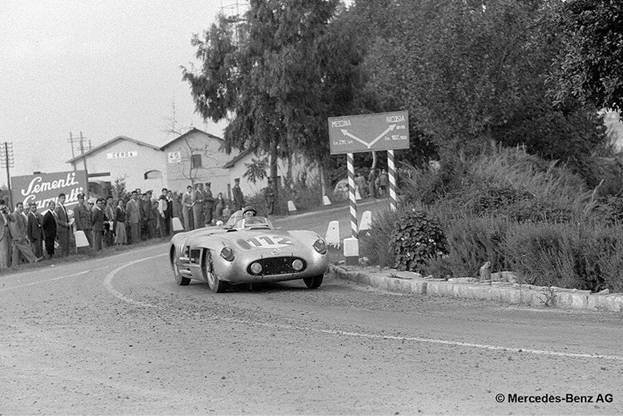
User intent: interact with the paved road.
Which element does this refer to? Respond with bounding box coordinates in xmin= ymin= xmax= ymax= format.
xmin=1 ymin=202 xmax=622 ymax=415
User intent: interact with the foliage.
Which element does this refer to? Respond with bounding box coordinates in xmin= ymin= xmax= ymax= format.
xmin=111 ymin=177 xmax=128 ymax=201
xmin=426 ymin=210 xmax=510 ymax=278
xmin=551 ymin=0 xmax=623 ymax=110
xmin=389 ymin=209 xmax=448 ymax=272
xmin=360 ymin=206 xmax=409 ymax=268
xmin=243 ymin=157 xmax=268 ymax=184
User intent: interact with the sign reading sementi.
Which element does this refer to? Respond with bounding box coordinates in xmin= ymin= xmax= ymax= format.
xmin=328 ymin=111 xmax=410 ymax=154
xmin=11 ymin=170 xmax=88 ymax=209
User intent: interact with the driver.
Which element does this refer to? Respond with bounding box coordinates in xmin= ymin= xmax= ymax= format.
xmin=242 ymin=206 xmax=257 ymax=219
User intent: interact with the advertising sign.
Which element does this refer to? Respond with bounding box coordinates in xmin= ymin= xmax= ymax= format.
xmin=328 ymin=111 xmax=410 ymax=154
xmin=11 ymin=170 xmax=88 ymax=209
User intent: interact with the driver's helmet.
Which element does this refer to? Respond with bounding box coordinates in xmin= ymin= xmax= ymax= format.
xmin=242 ymin=206 xmax=257 ymax=217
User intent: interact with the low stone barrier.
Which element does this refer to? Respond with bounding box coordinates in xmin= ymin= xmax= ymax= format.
xmin=329 ymin=265 xmax=622 ymax=313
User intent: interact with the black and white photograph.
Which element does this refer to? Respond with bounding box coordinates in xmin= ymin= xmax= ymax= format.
xmin=1 ymin=0 xmax=622 ymax=415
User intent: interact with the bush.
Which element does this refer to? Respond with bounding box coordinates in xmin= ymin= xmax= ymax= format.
xmin=504 ymin=222 xmax=581 ymax=289
xmin=389 ymin=209 xmax=448 ymax=272
xmin=428 ymin=214 xmax=510 ymax=277
xmin=360 ymin=207 xmax=409 ymax=268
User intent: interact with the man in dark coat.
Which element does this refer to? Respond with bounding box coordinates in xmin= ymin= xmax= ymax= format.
xmin=42 ymin=201 xmax=57 ymax=258
xmin=203 ymin=182 xmax=215 ymax=225
xmin=27 ymin=202 xmax=43 ymax=258
xmin=232 ymin=178 xmax=245 ymax=211
xmin=74 ymin=193 xmax=93 ymax=248
xmin=91 ymin=198 xmax=106 ymax=251
xmin=8 ymin=202 xmax=39 ymax=264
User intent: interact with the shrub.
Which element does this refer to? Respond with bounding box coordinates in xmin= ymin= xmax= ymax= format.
xmin=428 ymin=214 xmax=510 ymax=277
xmin=360 ymin=206 xmax=409 ymax=268
xmin=504 ymin=222 xmax=581 ymax=289
xmin=389 ymin=209 xmax=448 ymax=272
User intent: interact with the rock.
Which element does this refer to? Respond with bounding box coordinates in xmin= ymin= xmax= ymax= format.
xmin=479 ymin=261 xmax=491 ymax=283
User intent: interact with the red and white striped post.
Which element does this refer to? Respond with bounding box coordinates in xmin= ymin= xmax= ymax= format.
xmin=347 ymin=152 xmax=358 ymax=238
xmin=344 ymin=152 xmax=359 ymax=265
xmin=388 ymin=149 xmax=397 ymax=211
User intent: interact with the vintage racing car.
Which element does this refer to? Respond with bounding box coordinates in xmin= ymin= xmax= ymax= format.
xmin=169 ymin=210 xmax=329 ymax=292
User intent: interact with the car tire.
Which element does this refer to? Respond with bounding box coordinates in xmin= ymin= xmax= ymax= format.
xmin=172 ymin=248 xmax=190 ymax=286
xmin=205 ymin=251 xmax=227 ymax=293
xmin=304 ymin=275 xmax=323 ymax=289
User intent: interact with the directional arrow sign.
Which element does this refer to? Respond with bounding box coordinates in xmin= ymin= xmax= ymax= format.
xmin=328 ymin=111 xmax=409 ymax=154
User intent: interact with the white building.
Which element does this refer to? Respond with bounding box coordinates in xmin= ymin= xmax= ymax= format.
xmin=66 ymin=135 xmax=165 ymax=196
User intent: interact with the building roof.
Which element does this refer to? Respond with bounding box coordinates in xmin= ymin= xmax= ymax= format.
xmin=159 ymin=128 xmax=224 ymax=150
xmin=223 ymin=149 xmax=253 ymax=168
xmin=66 ymin=135 xmax=161 ymax=164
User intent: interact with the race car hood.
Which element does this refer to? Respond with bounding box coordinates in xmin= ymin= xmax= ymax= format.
xmin=216 ymin=229 xmax=318 ymax=254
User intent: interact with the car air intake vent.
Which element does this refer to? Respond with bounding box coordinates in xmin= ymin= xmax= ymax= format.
xmin=247 ymin=257 xmax=307 ymax=276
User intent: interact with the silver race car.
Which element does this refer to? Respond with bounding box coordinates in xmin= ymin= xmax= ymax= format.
xmin=169 ymin=208 xmax=329 ymax=292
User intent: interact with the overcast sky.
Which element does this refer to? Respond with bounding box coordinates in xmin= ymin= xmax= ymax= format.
xmin=0 ymin=0 xmax=231 ymax=181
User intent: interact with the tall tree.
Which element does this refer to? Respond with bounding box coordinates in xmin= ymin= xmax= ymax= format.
xmin=551 ymin=0 xmax=623 ymax=110
xmin=183 ymin=0 xmax=358 ymax=207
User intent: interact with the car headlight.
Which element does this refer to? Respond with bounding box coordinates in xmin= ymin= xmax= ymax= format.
xmin=250 ymin=262 xmax=262 ymax=274
xmin=220 ymin=246 xmax=235 ymax=261
xmin=313 ymin=238 xmax=327 ymax=254
xmin=292 ymin=258 xmax=304 ymax=271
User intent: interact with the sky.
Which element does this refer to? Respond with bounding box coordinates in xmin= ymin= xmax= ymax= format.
xmin=0 ymin=0 xmax=234 ymax=182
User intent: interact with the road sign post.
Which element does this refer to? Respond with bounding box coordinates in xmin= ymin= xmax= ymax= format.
xmin=328 ymin=111 xmax=410 ymax=263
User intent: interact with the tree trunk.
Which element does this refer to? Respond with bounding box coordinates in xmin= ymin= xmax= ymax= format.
xmin=270 ymin=140 xmax=279 ymax=213
xmin=371 ymin=151 xmax=377 ymax=169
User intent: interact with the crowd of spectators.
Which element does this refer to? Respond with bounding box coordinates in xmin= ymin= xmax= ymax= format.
xmin=0 ymin=178 xmax=247 ymax=271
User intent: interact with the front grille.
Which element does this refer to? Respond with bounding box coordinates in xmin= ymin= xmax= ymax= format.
xmin=247 ymin=257 xmax=307 ymax=276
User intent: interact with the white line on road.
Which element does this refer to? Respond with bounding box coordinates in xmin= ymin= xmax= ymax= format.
xmin=102 ymin=254 xmax=166 ymax=308
xmin=106 ymin=255 xmax=623 ymax=363
xmin=0 ymin=270 xmax=91 ymax=292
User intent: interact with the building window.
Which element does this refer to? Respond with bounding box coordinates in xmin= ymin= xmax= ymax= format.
xmin=191 ymin=154 xmax=202 ymax=169
xmin=144 ymin=169 xmax=162 ymax=180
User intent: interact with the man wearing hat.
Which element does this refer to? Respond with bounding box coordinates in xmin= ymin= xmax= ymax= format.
xmin=232 ymin=178 xmax=245 ymax=211
xmin=203 ymin=182 xmax=214 ymax=225
xmin=74 ymin=193 xmax=93 ymax=248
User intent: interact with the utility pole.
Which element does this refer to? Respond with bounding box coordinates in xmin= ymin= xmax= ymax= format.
xmin=79 ymin=131 xmax=88 ymax=174
xmin=0 ymin=142 xmax=15 ymax=209
xmin=68 ymin=131 xmax=76 ymax=159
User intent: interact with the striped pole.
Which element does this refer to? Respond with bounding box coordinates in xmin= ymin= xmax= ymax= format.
xmin=347 ymin=152 xmax=358 ymax=238
xmin=388 ymin=149 xmax=397 ymax=211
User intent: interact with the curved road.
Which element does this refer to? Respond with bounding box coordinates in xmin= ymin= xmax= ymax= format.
xmin=1 ymin=202 xmax=622 ymax=415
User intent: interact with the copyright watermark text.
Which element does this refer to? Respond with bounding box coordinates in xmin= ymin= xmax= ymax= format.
xmin=496 ymin=393 xmax=613 ymax=404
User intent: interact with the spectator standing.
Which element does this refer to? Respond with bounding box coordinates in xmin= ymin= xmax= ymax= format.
xmin=27 ymin=203 xmax=43 ymax=258
xmin=214 ymin=192 xmax=225 ymax=221
xmin=54 ymin=193 xmax=72 ymax=257
xmin=222 ymin=204 xmax=232 ymax=220
xmin=378 ymin=169 xmax=389 ymax=197
xmin=150 ymin=200 xmax=160 ymax=238
xmin=146 ymin=191 xmax=157 ymax=239
xmin=264 ymin=178 xmax=276 ymax=215
xmin=203 ymin=182 xmax=215 ymax=225
xmin=158 ymin=189 xmax=169 ymax=237
xmin=125 ymin=190 xmax=141 ymax=244
xmin=368 ymin=169 xmax=377 ymax=199
xmin=104 ymin=196 xmax=116 ymax=247
xmin=232 ymin=178 xmax=245 ymax=211
xmin=192 ymin=183 xmax=204 ymax=230
xmin=355 ymin=172 xmax=367 ymax=199
xmin=91 ymin=198 xmax=106 ymax=251
xmin=42 ymin=201 xmax=57 ymax=258
xmin=171 ymin=191 xmax=182 ymax=224
xmin=165 ymin=190 xmax=174 ymax=234
xmin=139 ymin=193 xmax=150 ymax=240
xmin=0 ymin=200 xmax=11 ymax=269
xmin=182 ymin=185 xmax=193 ymax=230
xmin=114 ymin=199 xmax=127 ymax=245
xmin=74 ymin=194 xmax=93 ymax=248
xmin=8 ymin=202 xmax=40 ymax=264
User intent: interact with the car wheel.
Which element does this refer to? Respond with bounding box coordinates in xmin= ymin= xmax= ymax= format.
xmin=205 ymin=251 xmax=227 ymax=293
xmin=172 ymin=248 xmax=190 ymax=286
xmin=304 ymin=275 xmax=323 ymax=289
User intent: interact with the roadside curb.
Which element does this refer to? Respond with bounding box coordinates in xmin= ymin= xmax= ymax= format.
xmin=329 ymin=265 xmax=623 ymax=313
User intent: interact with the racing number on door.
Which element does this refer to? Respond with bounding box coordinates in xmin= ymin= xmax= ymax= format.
xmin=246 ymin=235 xmax=292 ymax=248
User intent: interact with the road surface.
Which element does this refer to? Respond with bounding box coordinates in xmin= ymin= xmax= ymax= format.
xmin=1 ymin=201 xmax=622 ymax=415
